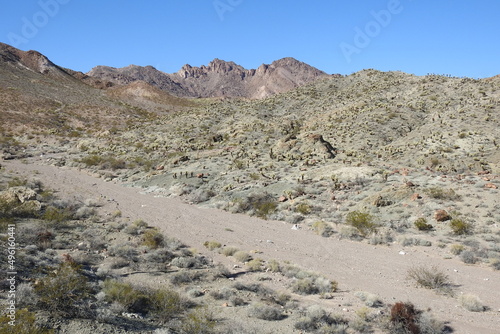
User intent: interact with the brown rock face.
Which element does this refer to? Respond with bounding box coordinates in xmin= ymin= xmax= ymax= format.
xmin=87 ymin=57 xmax=330 ymax=99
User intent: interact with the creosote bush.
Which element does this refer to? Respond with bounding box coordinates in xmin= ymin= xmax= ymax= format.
xmin=414 ymin=218 xmax=433 ymax=231
xmin=450 ymin=218 xmax=473 ymax=235
xmin=0 ymin=309 xmax=54 ymax=334
xmin=34 ymin=262 xmax=92 ymax=317
xmin=389 ymin=302 xmax=421 ymax=334
xmin=345 ymin=211 xmax=378 ymax=236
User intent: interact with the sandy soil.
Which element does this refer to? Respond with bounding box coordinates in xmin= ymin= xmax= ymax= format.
xmin=5 ymin=158 xmax=500 ymax=334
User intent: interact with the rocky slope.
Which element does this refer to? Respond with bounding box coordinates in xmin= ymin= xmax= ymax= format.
xmin=88 ymin=57 xmax=330 ymax=99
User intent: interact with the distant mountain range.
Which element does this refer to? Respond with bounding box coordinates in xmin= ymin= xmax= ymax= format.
xmin=0 ymin=42 xmax=331 ymax=99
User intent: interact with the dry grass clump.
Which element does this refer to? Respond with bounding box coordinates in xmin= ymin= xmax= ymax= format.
xmin=425 ymin=187 xmax=461 ymax=201
xmin=354 ymin=291 xmax=383 ymax=307
xmin=233 ymin=250 xmax=252 ymax=263
xmin=203 ymin=240 xmax=222 ymax=251
xmin=294 ymin=305 xmax=349 ymax=332
xmin=312 ymin=221 xmax=334 ymax=237
xmin=458 ymin=294 xmax=486 ymax=312
xmin=407 ymin=265 xmax=451 ymax=294
xmin=220 ymin=246 xmax=239 ymax=256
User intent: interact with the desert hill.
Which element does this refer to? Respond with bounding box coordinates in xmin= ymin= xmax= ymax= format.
xmin=88 ymin=57 xmax=330 ymax=99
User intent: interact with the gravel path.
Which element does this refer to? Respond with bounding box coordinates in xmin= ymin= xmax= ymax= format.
xmin=6 ymin=159 xmax=500 ymax=334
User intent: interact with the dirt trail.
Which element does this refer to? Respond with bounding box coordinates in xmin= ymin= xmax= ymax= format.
xmin=5 ymin=159 xmax=500 ymax=334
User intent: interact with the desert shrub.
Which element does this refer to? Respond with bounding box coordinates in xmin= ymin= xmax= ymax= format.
xmin=491 ymin=258 xmax=500 ymax=270
xmin=449 ymin=244 xmax=465 ymax=255
xmin=124 ymin=219 xmax=148 ymax=235
xmin=459 ymin=294 xmax=486 ymax=312
xmin=233 ymin=250 xmax=252 ymax=263
xmin=294 ymin=305 xmax=349 ymax=332
xmin=296 ymin=202 xmax=312 ymax=215
xmin=209 ymin=288 xmax=234 ymax=300
xmin=102 ymin=279 xmax=145 ymax=311
xmin=180 ymin=307 xmax=216 ymax=334
xmin=312 ymin=221 xmax=334 ymax=237
xmin=170 ymin=271 xmax=204 ymax=285
xmin=407 ymin=266 xmax=451 ymax=293
xmin=108 ymin=244 xmax=138 ymax=261
xmin=233 ymin=282 xmax=270 ymax=295
xmin=345 ymin=211 xmax=378 ymax=236
xmin=229 ymin=296 xmax=246 ymax=307
xmin=220 ymin=246 xmax=239 ymax=256
xmin=460 ymin=250 xmax=478 ymax=264
xmin=203 ymin=240 xmax=222 ymax=251
xmin=42 ymin=206 xmax=72 ymax=225
xmin=389 ymin=302 xmax=421 ymax=334
xmin=292 ymin=277 xmax=337 ymax=296
xmin=267 ymin=259 xmax=281 ymax=272
xmin=426 ymin=187 xmax=461 ymax=201
xmin=414 ymin=218 xmax=433 ymax=231
xmin=248 ymin=303 xmax=285 ymax=321
xmin=16 ymin=283 xmax=37 ymax=308
xmin=450 ymin=218 xmax=473 ymax=235
xmin=0 ymin=308 xmax=54 ymax=334
xmin=149 ymin=288 xmax=185 ymax=323
xmin=171 ymin=256 xmax=199 ymax=269
xmin=34 ymin=263 xmax=93 ymax=317
xmin=142 ymin=228 xmax=165 ymax=249
xmin=246 ymin=258 xmax=264 ymax=272
xmin=354 ymin=291 xmax=383 ymax=307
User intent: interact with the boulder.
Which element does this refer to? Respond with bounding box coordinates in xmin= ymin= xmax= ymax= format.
xmin=434 ymin=210 xmax=451 ymax=222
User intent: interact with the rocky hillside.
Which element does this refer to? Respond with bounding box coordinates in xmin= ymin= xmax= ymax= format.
xmin=88 ymin=57 xmax=330 ymax=99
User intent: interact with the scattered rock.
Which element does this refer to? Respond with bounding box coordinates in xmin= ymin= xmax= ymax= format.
xmin=410 ymin=193 xmax=421 ymax=201
xmin=485 ymin=183 xmax=497 ymax=189
xmin=434 ymin=210 xmax=451 ymax=222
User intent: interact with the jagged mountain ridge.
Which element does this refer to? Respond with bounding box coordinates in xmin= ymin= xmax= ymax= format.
xmin=88 ymin=57 xmax=330 ymax=99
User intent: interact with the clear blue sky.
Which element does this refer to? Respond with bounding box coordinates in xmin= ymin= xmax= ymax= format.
xmin=1 ymin=0 xmax=499 ymax=78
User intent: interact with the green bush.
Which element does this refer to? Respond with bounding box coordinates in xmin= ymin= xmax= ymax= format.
xmin=180 ymin=307 xmax=216 ymax=334
xmin=42 ymin=206 xmax=72 ymax=225
xmin=414 ymin=218 xmax=433 ymax=231
xmin=254 ymin=201 xmax=277 ymax=219
xmin=149 ymin=288 xmax=185 ymax=323
xmin=35 ymin=263 xmax=92 ymax=316
xmin=450 ymin=219 xmax=473 ymax=235
xmin=295 ymin=202 xmax=312 ymax=215
xmin=345 ymin=211 xmax=378 ymax=236
xmin=102 ymin=279 xmax=145 ymax=311
xmin=0 ymin=309 xmax=54 ymax=334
